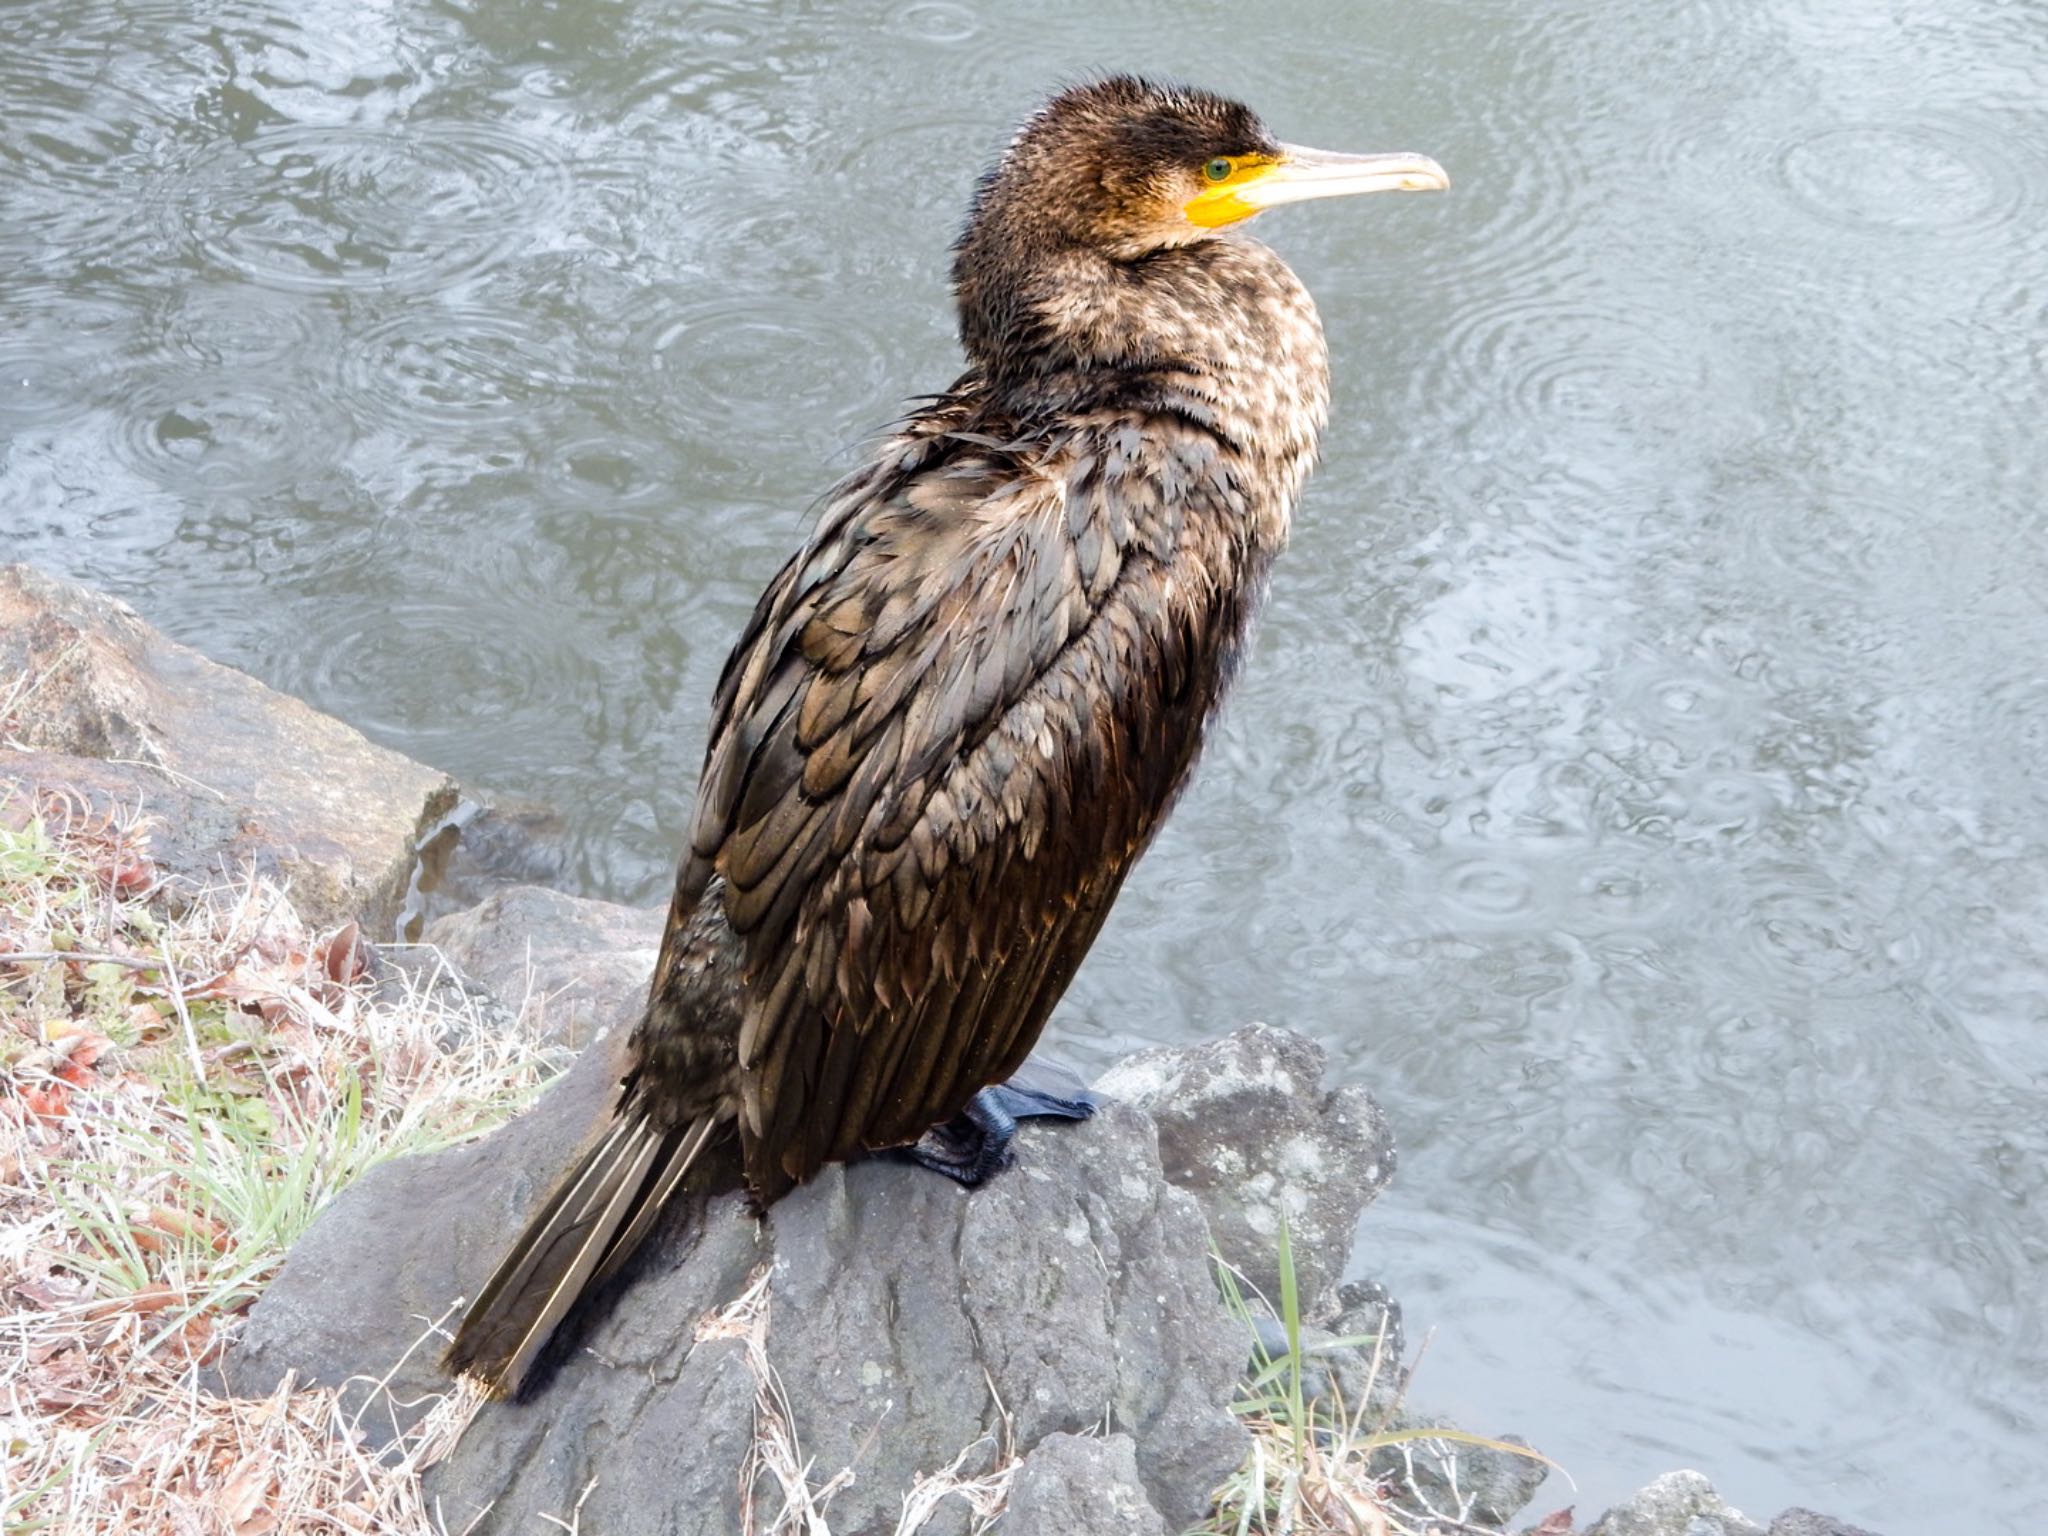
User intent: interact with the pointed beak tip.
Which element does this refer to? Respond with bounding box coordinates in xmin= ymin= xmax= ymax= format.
xmin=1390 ymin=157 xmax=1450 ymax=194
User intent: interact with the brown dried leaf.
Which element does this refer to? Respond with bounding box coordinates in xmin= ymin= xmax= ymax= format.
xmin=33 ymin=1381 xmax=103 ymax=1411
xmin=320 ymin=920 xmax=369 ymax=986
xmin=85 ymin=1280 xmax=184 ymax=1318
xmin=220 ymin=1463 xmax=275 ymax=1531
xmin=13 ymin=1274 xmax=92 ymax=1310
xmin=16 ymin=1082 xmax=72 ymax=1121
xmin=133 ymin=1202 xmax=231 ymax=1252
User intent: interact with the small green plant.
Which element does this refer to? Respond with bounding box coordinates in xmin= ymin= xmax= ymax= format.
xmin=1200 ymin=1219 xmax=1561 ymax=1535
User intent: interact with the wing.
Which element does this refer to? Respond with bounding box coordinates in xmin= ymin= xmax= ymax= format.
xmin=682 ymin=412 xmax=1258 ymax=1198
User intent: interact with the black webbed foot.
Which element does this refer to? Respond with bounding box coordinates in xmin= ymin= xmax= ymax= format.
xmin=983 ymin=1057 xmax=1099 ymax=1125
xmin=906 ymin=1086 xmax=1018 ymax=1186
xmin=900 ymin=1064 xmax=1100 ymax=1188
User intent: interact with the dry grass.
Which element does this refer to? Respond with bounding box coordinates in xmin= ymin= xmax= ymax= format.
xmin=694 ymin=1267 xmax=1017 ymax=1536
xmin=0 ymin=784 xmax=557 ymax=1533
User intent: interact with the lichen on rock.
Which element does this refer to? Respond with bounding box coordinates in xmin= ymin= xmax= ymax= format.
xmin=1097 ymin=1020 xmax=1395 ymax=1318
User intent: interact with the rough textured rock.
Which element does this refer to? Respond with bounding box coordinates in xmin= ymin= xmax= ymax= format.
xmin=422 ymin=883 xmax=662 ymax=1047
xmin=0 ymin=565 xmax=456 ymax=932
xmin=1381 ymin=1423 xmax=1548 ymax=1531
xmin=402 ymin=795 xmax=573 ymax=934
xmin=1096 ymin=1021 xmax=1394 ymax=1317
xmin=1004 ymin=1433 xmax=1169 ymax=1536
xmin=1767 ymin=1512 xmax=1885 ymax=1536
xmin=220 ymin=1038 xmax=1257 ymax=1535
xmin=1585 ymin=1471 xmax=1766 ymax=1536
xmin=1330 ymin=1276 xmax=1405 ymax=1362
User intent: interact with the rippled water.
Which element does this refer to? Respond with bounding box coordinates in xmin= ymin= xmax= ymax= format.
xmin=4 ymin=0 xmax=2045 ymax=1528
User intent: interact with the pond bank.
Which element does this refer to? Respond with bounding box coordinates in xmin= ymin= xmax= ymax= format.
xmin=0 ymin=563 xmax=1884 ymax=1535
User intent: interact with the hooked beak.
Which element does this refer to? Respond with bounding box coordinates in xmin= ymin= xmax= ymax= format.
xmin=1186 ymin=145 xmax=1449 ymax=228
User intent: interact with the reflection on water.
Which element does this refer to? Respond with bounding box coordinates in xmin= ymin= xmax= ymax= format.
xmin=3 ymin=0 xmax=2045 ymax=1529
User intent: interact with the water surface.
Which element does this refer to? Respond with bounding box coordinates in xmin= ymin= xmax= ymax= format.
xmin=4 ymin=1 xmax=2045 ymax=1529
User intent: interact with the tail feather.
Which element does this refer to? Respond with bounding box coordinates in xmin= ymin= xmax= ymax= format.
xmin=590 ymin=1114 xmax=720 ymax=1290
xmin=442 ymin=1109 xmax=718 ymax=1398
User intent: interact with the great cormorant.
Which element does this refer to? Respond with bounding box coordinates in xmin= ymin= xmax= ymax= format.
xmin=444 ymin=75 xmax=1444 ymax=1398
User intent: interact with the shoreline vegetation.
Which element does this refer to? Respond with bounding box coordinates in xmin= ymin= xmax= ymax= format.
xmin=1 ymin=565 xmax=1868 ymax=1535
xmin=0 ymin=787 xmax=1538 ymax=1533
xmin=0 ymin=785 xmax=549 ymax=1531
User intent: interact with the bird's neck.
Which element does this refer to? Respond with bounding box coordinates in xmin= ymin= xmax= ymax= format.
xmin=955 ymin=237 xmax=1331 ymax=469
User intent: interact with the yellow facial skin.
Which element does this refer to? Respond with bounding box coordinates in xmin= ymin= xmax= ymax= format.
xmin=1184 ymin=145 xmax=1450 ymax=227
xmin=1185 ymin=154 xmax=1285 ymax=227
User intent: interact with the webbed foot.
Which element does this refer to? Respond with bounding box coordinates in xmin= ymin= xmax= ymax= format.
xmin=902 ymin=1064 xmax=1100 ymax=1187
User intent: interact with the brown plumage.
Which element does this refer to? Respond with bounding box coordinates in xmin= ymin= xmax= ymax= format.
xmin=443 ymin=74 xmax=1445 ymax=1397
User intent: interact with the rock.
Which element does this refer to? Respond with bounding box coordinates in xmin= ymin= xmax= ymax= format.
xmin=1004 ymin=1433 xmax=1169 ymax=1535
xmin=422 ymin=884 xmax=663 ymax=1047
xmin=218 ymin=1040 xmax=1252 ymax=1535
xmin=399 ymin=795 xmax=574 ymax=936
xmin=211 ymin=1033 xmax=638 ymax=1423
xmin=0 ymin=565 xmax=456 ymax=932
xmin=1095 ymin=1021 xmax=1394 ymax=1318
xmin=1330 ymin=1276 xmax=1406 ymax=1362
xmin=1768 ymin=1512 xmax=1885 ymax=1536
xmin=1379 ymin=1424 xmax=1548 ymax=1531
xmin=1586 ymin=1471 xmax=1765 ymax=1536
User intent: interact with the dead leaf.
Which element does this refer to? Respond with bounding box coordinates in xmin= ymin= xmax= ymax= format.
xmin=86 ymin=1281 xmax=184 ymax=1319
xmin=220 ymin=1463 xmax=274 ymax=1531
xmin=33 ymin=1382 xmax=103 ymax=1411
xmin=132 ymin=1203 xmax=230 ymax=1252
xmin=54 ymin=1029 xmax=111 ymax=1085
xmin=13 ymin=1274 xmax=92 ymax=1310
xmin=1530 ymin=1507 xmax=1576 ymax=1535
xmin=320 ymin=920 xmax=370 ymax=986
xmin=111 ymin=857 xmax=155 ymax=893
xmin=16 ymin=1082 xmax=71 ymax=1121
xmin=173 ymin=1312 xmax=226 ymax=1366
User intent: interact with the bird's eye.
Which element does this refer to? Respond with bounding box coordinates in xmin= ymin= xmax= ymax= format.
xmin=1203 ymin=157 xmax=1233 ymax=183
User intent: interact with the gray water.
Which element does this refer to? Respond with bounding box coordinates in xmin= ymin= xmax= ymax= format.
xmin=3 ymin=0 xmax=2044 ymax=1528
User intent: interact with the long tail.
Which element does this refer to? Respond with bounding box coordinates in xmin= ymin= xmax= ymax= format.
xmin=442 ymin=1108 xmax=721 ymax=1398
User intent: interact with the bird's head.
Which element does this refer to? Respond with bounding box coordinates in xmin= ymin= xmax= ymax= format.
xmin=967 ymin=76 xmax=1446 ymax=258
xmin=951 ymin=76 xmax=1446 ymax=367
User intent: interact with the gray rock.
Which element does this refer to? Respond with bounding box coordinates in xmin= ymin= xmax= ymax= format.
xmin=1096 ymin=1021 xmax=1394 ymax=1319
xmin=0 ymin=565 xmax=456 ymax=932
xmin=1003 ymin=1433 xmax=1168 ymax=1535
xmin=219 ymin=1042 xmax=1251 ymax=1535
xmin=1768 ymin=1512 xmax=1885 ymax=1536
xmin=1330 ymin=1276 xmax=1405 ymax=1363
xmin=212 ymin=1031 xmax=641 ymax=1433
xmin=1376 ymin=1423 xmax=1549 ymax=1531
xmin=400 ymin=795 xmax=572 ymax=935
xmin=422 ymin=883 xmax=663 ymax=1047
xmin=1586 ymin=1471 xmax=1765 ymax=1536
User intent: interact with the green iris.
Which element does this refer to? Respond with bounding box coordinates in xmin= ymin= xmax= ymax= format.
xmin=1203 ymin=157 xmax=1232 ymax=183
